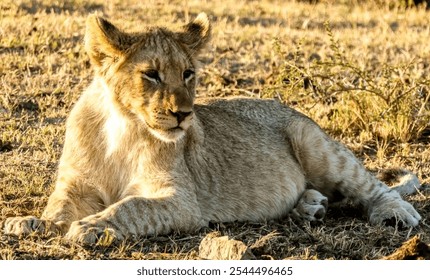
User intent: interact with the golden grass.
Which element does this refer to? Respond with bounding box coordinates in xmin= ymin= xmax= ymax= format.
xmin=0 ymin=0 xmax=429 ymax=259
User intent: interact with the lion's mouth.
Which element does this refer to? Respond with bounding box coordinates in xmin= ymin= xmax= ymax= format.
xmin=143 ymin=120 xmax=187 ymax=142
xmin=145 ymin=121 xmax=183 ymax=132
xmin=169 ymin=126 xmax=183 ymax=131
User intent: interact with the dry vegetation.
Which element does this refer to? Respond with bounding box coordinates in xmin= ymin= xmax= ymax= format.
xmin=1 ymin=0 xmax=429 ymax=260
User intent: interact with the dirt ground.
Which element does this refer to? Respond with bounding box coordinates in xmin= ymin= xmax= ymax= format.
xmin=0 ymin=0 xmax=429 ymax=259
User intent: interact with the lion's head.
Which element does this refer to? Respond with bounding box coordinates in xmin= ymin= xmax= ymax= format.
xmin=84 ymin=13 xmax=211 ymax=142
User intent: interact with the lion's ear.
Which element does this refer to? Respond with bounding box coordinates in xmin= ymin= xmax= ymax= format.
xmin=176 ymin=13 xmax=211 ymax=54
xmin=85 ymin=15 xmax=129 ymax=67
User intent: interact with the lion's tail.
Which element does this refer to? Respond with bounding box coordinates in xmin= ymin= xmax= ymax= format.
xmin=377 ymin=169 xmax=421 ymax=196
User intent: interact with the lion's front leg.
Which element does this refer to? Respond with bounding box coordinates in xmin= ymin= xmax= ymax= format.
xmin=65 ymin=193 xmax=204 ymax=245
xmin=4 ymin=191 xmax=76 ymax=237
xmin=3 ymin=178 xmax=105 ymax=237
xmin=4 ymin=216 xmax=65 ymax=236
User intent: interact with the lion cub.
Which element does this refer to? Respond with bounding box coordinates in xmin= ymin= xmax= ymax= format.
xmin=4 ymin=13 xmax=421 ymax=244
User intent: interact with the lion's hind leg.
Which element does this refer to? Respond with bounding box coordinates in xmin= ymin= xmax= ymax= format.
xmin=290 ymin=189 xmax=328 ymax=222
xmin=287 ymin=117 xmax=421 ymax=227
xmin=377 ymin=168 xmax=421 ymax=196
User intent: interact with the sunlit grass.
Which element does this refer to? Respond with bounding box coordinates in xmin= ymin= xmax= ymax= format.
xmin=0 ymin=0 xmax=429 ymax=259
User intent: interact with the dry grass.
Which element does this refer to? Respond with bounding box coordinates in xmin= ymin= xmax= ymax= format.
xmin=1 ymin=0 xmax=429 ymax=259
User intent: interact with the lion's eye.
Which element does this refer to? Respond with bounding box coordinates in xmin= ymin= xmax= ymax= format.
xmin=142 ymin=69 xmax=161 ymax=83
xmin=183 ymin=69 xmax=195 ymax=82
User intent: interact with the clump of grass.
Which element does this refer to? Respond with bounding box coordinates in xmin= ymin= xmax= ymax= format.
xmin=265 ymin=21 xmax=430 ymax=144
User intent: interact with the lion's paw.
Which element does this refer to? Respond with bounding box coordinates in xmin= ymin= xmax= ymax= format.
xmin=369 ymin=193 xmax=421 ymax=227
xmin=66 ymin=220 xmax=121 ymax=245
xmin=3 ymin=216 xmax=60 ymax=236
xmin=291 ymin=189 xmax=328 ymax=222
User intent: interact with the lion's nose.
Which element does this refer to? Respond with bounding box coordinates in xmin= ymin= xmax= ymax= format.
xmin=170 ymin=110 xmax=193 ymax=124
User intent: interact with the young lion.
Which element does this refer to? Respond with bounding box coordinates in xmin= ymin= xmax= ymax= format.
xmin=4 ymin=13 xmax=421 ymax=244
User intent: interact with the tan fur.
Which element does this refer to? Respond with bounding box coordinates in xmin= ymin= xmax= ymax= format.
xmin=4 ymin=13 xmax=421 ymax=244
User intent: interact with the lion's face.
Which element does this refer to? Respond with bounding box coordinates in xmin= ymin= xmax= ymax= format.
xmin=84 ymin=14 xmax=211 ymax=142
xmin=114 ymin=34 xmax=197 ymax=142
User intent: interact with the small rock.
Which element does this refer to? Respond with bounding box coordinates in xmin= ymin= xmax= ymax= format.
xmin=198 ymin=232 xmax=256 ymax=260
xmin=383 ymin=235 xmax=430 ymax=260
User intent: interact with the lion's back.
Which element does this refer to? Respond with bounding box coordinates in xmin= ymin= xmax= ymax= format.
xmin=195 ymin=97 xmax=302 ymax=129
